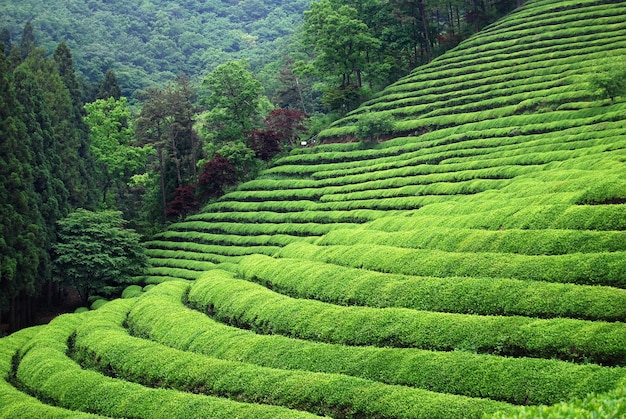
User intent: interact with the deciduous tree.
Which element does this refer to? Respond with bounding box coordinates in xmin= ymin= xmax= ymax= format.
xmin=53 ymin=209 xmax=147 ymax=305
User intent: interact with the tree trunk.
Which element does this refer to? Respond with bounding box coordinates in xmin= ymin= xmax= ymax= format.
xmin=417 ymin=0 xmax=432 ymax=63
xmin=158 ymin=147 xmax=167 ymax=220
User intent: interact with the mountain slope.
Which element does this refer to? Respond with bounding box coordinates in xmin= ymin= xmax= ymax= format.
xmin=0 ymin=0 xmax=308 ymax=95
xmin=2 ymin=0 xmax=626 ymax=417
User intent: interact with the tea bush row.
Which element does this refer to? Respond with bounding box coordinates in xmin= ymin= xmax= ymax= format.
xmin=368 ymin=202 xmax=626 ymax=231
xmin=153 ymin=230 xmax=307 ymax=247
xmin=237 ymin=254 xmax=626 ymax=321
xmin=277 ymin=242 xmax=626 ymax=288
xmin=72 ymin=299 xmax=514 ymax=418
xmin=238 ymin=166 xmax=530 ymax=196
xmin=170 ymin=220 xmax=360 ymax=237
xmin=0 ymin=327 xmax=103 ymax=418
xmin=147 ymin=256 xmax=218 ymax=272
xmin=14 ymin=309 xmax=315 ymax=419
xmin=318 ymin=226 xmax=626 ymax=255
xmin=186 ymin=270 xmax=626 ymax=364
xmin=187 ymin=208 xmax=386 ymax=224
xmin=142 ymin=266 xmax=203 ymax=281
xmin=127 ymin=282 xmax=623 ymax=406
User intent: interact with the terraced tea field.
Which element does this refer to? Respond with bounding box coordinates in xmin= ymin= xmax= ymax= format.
xmin=2 ymin=0 xmax=626 ymax=417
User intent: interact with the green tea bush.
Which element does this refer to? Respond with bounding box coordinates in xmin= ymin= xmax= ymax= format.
xmin=186 ymin=271 xmax=626 ymax=364
xmin=277 ymin=242 xmax=626 ymax=288
xmin=15 ymin=309 xmax=319 ymax=419
xmin=143 ymin=266 xmax=203 ymax=280
xmin=318 ymin=227 xmax=626 ymax=255
xmin=0 ymin=327 xmax=103 ymax=418
xmin=72 ymin=301 xmax=514 ymax=418
xmin=238 ymin=254 xmax=626 ymax=321
xmin=121 ymin=285 xmax=144 ymax=299
xmin=127 ymin=282 xmax=625 ymax=406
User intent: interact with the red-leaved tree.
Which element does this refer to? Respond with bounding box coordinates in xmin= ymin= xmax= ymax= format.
xmin=248 ymin=128 xmax=282 ymax=161
xmin=198 ymin=154 xmax=238 ymax=198
xmin=264 ymin=108 xmax=309 ymax=147
xmin=166 ymin=185 xmax=199 ymax=220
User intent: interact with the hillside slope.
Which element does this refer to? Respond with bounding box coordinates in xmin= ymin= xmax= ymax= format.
xmin=0 ymin=0 xmax=308 ymax=95
xmin=2 ymin=0 xmax=626 ymax=417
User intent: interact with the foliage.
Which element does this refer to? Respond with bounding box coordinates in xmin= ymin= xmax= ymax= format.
xmin=166 ymin=185 xmax=199 ymax=221
xmin=84 ymin=97 xmax=151 ymax=206
xmin=198 ymin=154 xmax=238 ymax=198
xmin=248 ymin=128 xmax=283 ymax=161
xmin=136 ymin=76 xmax=199 ymax=221
xmin=354 ymin=111 xmax=394 ymax=141
xmin=201 ymin=60 xmax=266 ymax=145
xmin=53 ymin=209 xmax=148 ymax=304
xmin=589 ymin=60 xmax=626 ymax=102
xmin=0 ymin=0 xmax=311 ymax=97
xmin=265 ymin=108 xmax=310 ymax=146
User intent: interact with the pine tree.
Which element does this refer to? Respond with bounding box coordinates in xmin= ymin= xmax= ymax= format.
xmin=0 ymin=48 xmax=43 ymax=331
xmin=53 ymin=42 xmax=98 ymax=208
xmin=19 ymin=21 xmax=35 ymax=60
xmin=13 ymin=62 xmax=70 ymax=304
xmin=0 ymin=28 xmax=11 ymax=56
xmin=97 ymin=69 xmax=122 ymax=100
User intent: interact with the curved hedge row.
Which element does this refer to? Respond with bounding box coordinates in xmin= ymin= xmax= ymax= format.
xmin=366 ymin=203 xmax=626 ymax=231
xmin=14 ymin=306 xmax=320 ymax=419
xmin=317 ymin=227 xmax=626 ymax=255
xmin=72 ymin=298 xmax=514 ymax=419
xmin=237 ymin=254 xmax=626 ymax=321
xmin=0 ymin=327 xmax=103 ymax=418
xmin=277 ymin=242 xmax=626 ymax=288
xmin=127 ymin=282 xmax=625 ymax=406
xmin=186 ymin=270 xmax=626 ymax=364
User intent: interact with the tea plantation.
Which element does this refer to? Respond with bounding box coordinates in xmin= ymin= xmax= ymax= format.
xmin=2 ymin=0 xmax=626 ymax=417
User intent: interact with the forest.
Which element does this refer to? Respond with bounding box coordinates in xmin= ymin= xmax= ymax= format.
xmin=0 ymin=0 xmax=522 ymax=332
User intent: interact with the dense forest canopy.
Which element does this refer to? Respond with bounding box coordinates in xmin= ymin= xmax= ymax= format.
xmin=0 ymin=0 xmax=311 ymax=96
xmin=1 ymin=0 xmax=522 ymax=101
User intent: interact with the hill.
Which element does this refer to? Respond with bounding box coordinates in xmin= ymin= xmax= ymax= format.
xmin=0 ymin=0 xmax=309 ymax=96
xmin=2 ymin=0 xmax=626 ymax=417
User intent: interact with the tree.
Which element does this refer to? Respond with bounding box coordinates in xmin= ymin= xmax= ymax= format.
xmin=354 ymin=111 xmax=394 ymax=142
xmin=19 ymin=21 xmax=35 ymax=60
xmin=84 ymin=97 xmax=151 ymax=205
xmin=53 ymin=42 xmax=99 ymax=208
xmin=97 ymin=69 xmax=122 ymax=100
xmin=1 ymin=28 xmax=11 ymax=56
xmin=265 ymin=108 xmax=310 ymax=147
xmin=53 ymin=209 xmax=148 ymax=305
xmin=201 ymin=59 xmax=264 ymax=144
xmin=589 ymin=61 xmax=626 ymax=103
xmin=136 ymin=75 xmax=200 ymax=221
xmin=301 ymin=0 xmax=380 ymax=112
xmin=248 ymin=128 xmax=282 ymax=161
xmin=0 ymin=47 xmax=43 ymax=331
xmin=166 ymin=185 xmax=199 ymax=220
xmin=198 ymin=154 xmax=238 ymax=198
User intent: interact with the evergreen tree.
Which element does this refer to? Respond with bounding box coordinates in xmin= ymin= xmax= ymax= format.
xmin=0 ymin=48 xmax=43 ymax=331
xmin=137 ymin=76 xmax=200 ymax=221
xmin=0 ymin=28 xmax=10 ymax=56
xmin=13 ymin=63 xmax=69 ymax=300
xmin=97 ymin=69 xmax=122 ymax=100
xmin=53 ymin=42 xmax=98 ymax=208
xmin=19 ymin=21 xmax=35 ymax=60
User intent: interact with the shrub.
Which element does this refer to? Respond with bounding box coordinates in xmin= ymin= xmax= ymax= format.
xmin=354 ymin=112 xmax=394 ymax=142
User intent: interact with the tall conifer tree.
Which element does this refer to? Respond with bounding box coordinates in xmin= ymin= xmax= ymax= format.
xmin=0 ymin=47 xmax=43 ymax=330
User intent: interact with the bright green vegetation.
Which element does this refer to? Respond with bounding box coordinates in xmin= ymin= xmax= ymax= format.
xmin=3 ymin=0 xmax=626 ymax=417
